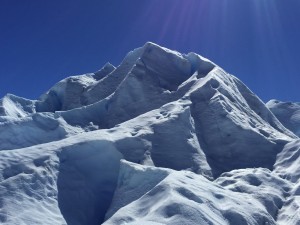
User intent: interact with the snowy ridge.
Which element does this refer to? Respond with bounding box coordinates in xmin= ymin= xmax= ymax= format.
xmin=0 ymin=42 xmax=299 ymax=225
xmin=0 ymin=94 xmax=36 ymax=118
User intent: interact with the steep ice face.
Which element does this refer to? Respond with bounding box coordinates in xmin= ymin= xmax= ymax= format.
xmin=184 ymin=52 xmax=216 ymax=78
xmin=110 ymin=100 xmax=213 ymax=178
xmin=54 ymin=43 xmax=214 ymax=128
xmin=37 ymin=73 xmax=97 ymax=112
xmin=104 ymin=160 xmax=172 ymax=220
xmin=267 ymin=99 xmax=300 ymax=137
xmin=139 ymin=42 xmax=193 ymax=91
xmin=0 ymin=136 xmax=123 ymax=225
xmin=82 ymin=47 xmax=145 ymax=106
xmin=34 ymin=42 xmax=216 ymax=115
xmin=93 ymin=62 xmax=116 ymax=81
xmin=57 ymin=141 xmax=123 ymax=225
xmin=188 ymin=69 xmax=295 ymax=176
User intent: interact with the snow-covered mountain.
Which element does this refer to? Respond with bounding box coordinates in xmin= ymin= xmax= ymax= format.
xmin=0 ymin=42 xmax=299 ymax=225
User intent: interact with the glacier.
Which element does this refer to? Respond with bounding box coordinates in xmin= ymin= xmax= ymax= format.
xmin=0 ymin=42 xmax=299 ymax=225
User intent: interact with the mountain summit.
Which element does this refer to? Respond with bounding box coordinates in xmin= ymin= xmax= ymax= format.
xmin=0 ymin=43 xmax=299 ymax=225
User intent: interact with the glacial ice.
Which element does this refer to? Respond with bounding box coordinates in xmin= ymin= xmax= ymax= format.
xmin=0 ymin=42 xmax=299 ymax=225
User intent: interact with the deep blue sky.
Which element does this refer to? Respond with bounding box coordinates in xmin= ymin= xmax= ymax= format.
xmin=0 ymin=0 xmax=299 ymax=102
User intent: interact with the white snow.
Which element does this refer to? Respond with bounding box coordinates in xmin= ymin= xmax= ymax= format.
xmin=277 ymin=182 xmax=300 ymax=225
xmin=0 ymin=94 xmax=36 ymax=118
xmin=267 ymin=99 xmax=300 ymax=137
xmin=274 ymin=139 xmax=300 ymax=183
xmin=104 ymin=161 xmax=277 ymax=225
xmin=0 ymin=42 xmax=299 ymax=225
xmin=0 ymin=112 xmax=83 ymax=150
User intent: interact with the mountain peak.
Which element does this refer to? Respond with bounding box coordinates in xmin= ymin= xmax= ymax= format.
xmin=0 ymin=43 xmax=299 ymax=225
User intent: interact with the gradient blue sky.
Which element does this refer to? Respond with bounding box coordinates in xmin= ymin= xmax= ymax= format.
xmin=0 ymin=0 xmax=299 ymax=102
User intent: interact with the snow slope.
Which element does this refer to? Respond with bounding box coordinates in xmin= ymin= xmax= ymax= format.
xmin=0 ymin=136 xmax=123 ymax=225
xmin=275 ymin=140 xmax=300 ymax=225
xmin=0 ymin=42 xmax=299 ymax=225
xmin=104 ymin=161 xmax=285 ymax=225
xmin=267 ymin=99 xmax=300 ymax=137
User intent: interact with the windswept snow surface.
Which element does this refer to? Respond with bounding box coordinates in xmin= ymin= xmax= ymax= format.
xmin=0 ymin=42 xmax=299 ymax=225
xmin=275 ymin=140 xmax=300 ymax=225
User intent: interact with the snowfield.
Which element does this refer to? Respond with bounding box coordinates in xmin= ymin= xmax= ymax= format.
xmin=0 ymin=42 xmax=299 ymax=225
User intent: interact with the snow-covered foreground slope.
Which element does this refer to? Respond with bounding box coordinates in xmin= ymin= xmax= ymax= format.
xmin=273 ymin=139 xmax=300 ymax=225
xmin=0 ymin=42 xmax=299 ymax=224
xmin=0 ymin=136 xmax=123 ymax=224
xmin=104 ymin=161 xmax=290 ymax=225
